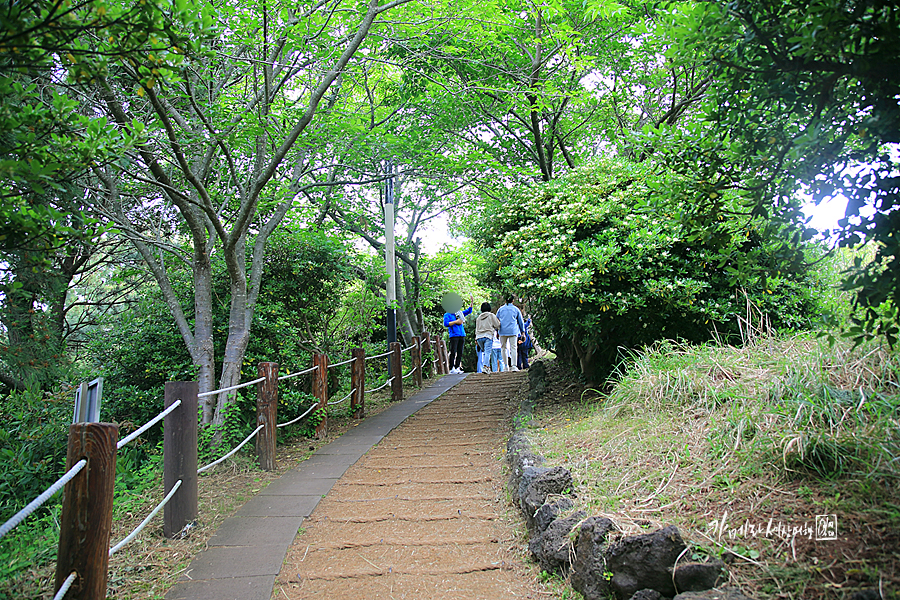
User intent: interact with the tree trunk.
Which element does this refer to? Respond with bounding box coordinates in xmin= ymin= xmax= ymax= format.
xmin=191 ymin=251 xmax=217 ymax=424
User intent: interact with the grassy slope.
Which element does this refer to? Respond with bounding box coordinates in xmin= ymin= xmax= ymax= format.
xmin=528 ymin=334 xmax=899 ymax=600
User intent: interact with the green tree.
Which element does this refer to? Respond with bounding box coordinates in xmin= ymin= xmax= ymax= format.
xmin=660 ymin=0 xmax=899 ymax=344
xmin=468 ymin=158 xmax=824 ymax=379
xmin=0 ymin=180 xmax=143 ymax=391
xmin=0 ymin=0 xmax=204 ymax=249
xmin=89 ymin=0 xmax=415 ymax=427
xmin=89 ymin=226 xmax=355 ymax=442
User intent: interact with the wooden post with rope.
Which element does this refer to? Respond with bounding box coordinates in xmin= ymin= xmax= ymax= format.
xmin=312 ymin=353 xmax=329 ymax=438
xmin=410 ymin=336 xmax=423 ymax=388
xmin=351 ymin=348 xmax=365 ymax=418
xmin=422 ymin=331 xmax=433 ymax=379
xmin=390 ymin=341 xmax=403 ymax=402
xmin=256 ymin=363 xmax=278 ymax=471
xmin=55 ymin=423 xmax=118 ymax=600
xmin=163 ymin=381 xmax=198 ymax=538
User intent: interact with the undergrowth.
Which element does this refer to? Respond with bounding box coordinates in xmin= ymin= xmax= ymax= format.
xmin=529 ymin=333 xmax=900 ymax=600
xmin=0 ymin=377 xmax=408 ymax=600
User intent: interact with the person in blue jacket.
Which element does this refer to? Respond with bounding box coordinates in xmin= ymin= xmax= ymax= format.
xmin=497 ymin=294 xmax=525 ymax=371
xmin=443 ymin=295 xmax=473 ymax=374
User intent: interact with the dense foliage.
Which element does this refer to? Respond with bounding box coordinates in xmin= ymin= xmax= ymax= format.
xmin=87 ymin=228 xmax=354 ymax=442
xmin=658 ymin=0 xmax=900 ymax=345
xmin=470 ymin=159 xmax=825 ymax=378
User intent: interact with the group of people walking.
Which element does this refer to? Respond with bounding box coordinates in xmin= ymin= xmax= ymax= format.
xmin=443 ymin=294 xmax=532 ymax=375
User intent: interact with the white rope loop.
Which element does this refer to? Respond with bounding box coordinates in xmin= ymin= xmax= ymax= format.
xmin=328 ymin=388 xmax=357 ymax=406
xmin=197 ymin=425 xmax=264 ymax=474
xmin=364 ymin=376 xmax=395 ymax=394
xmin=109 ymin=479 xmax=182 ymax=556
xmin=278 ymin=364 xmax=319 ymax=382
xmin=117 ymin=399 xmax=181 ymax=450
xmin=53 ymin=571 xmax=77 ymax=600
xmin=276 ymin=402 xmax=319 ymax=428
xmin=198 ymin=376 xmax=266 ymax=398
xmin=328 ymin=356 xmax=356 ymax=368
xmin=0 ymin=459 xmax=87 ymax=540
xmin=365 ymin=350 xmax=392 ymax=361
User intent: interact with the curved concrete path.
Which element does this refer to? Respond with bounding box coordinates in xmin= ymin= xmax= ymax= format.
xmin=165 ymin=374 xmax=469 ymax=600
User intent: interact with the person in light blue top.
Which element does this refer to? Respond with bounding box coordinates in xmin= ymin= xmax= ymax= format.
xmin=496 ymin=294 xmax=525 ymax=371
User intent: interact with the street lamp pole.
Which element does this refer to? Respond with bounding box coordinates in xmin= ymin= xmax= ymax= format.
xmin=384 ymin=161 xmax=397 ymax=349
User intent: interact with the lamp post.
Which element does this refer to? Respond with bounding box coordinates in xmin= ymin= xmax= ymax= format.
xmin=384 ymin=161 xmax=397 ymax=349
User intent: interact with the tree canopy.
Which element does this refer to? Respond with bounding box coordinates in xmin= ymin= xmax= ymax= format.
xmin=2 ymin=0 xmax=898 ymax=401
xmin=466 ymin=158 xmax=824 ymax=378
xmin=657 ymin=0 xmax=899 ymax=344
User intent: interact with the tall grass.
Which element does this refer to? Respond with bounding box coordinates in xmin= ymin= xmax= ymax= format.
xmin=602 ymin=333 xmax=900 ymax=481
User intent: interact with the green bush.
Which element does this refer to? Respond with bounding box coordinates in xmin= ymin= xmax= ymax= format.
xmin=0 ymin=387 xmax=71 ymax=523
xmin=468 ymin=158 xmax=826 ymax=380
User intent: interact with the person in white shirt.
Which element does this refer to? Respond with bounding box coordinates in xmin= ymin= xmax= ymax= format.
xmin=474 ymin=302 xmax=501 ymax=374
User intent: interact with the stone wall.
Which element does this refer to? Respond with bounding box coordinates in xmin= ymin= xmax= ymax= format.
xmin=509 ymin=361 xmax=749 ymax=600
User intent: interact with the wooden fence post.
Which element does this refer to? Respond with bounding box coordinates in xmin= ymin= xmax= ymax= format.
xmin=163 ymin=381 xmax=198 ymax=538
xmin=410 ymin=336 xmax=423 ymax=388
xmin=438 ymin=338 xmax=449 ymax=374
xmin=422 ymin=331 xmax=433 ymax=379
xmin=312 ymin=353 xmax=329 ymax=438
xmin=256 ymin=362 xmax=278 ymax=471
xmin=351 ymin=348 xmax=365 ymax=419
xmin=55 ymin=422 xmax=118 ymax=600
xmin=390 ymin=341 xmax=403 ymax=402
xmin=434 ymin=338 xmax=442 ymax=375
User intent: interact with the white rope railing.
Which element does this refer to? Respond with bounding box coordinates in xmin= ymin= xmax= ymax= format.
xmin=329 ymin=356 xmax=356 ymax=368
xmin=278 ymin=364 xmax=319 ymax=382
xmin=117 ymin=400 xmax=182 ymax=450
xmin=198 ymin=376 xmax=266 ymax=398
xmin=276 ymin=402 xmax=319 ymax=428
xmin=0 ymin=459 xmax=87 ymax=540
xmin=402 ymin=365 xmax=418 ymax=379
xmin=197 ymin=425 xmax=264 ymax=474
xmin=109 ymin=479 xmax=182 ymax=556
xmin=366 ymin=350 xmax=392 ymax=361
xmin=328 ymin=388 xmax=357 ymax=406
xmin=401 ymin=344 xmax=415 ymax=353
xmin=53 ymin=572 xmax=77 ymax=600
xmin=364 ymin=376 xmax=394 ymax=394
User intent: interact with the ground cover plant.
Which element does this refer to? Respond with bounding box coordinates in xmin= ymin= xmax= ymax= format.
xmin=526 ymin=335 xmax=900 ymax=599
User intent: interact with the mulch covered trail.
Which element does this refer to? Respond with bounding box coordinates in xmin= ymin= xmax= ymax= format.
xmin=275 ymin=371 xmax=540 ymax=600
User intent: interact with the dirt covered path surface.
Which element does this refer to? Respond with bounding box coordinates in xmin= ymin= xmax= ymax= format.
xmin=275 ymin=371 xmax=540 ymax=600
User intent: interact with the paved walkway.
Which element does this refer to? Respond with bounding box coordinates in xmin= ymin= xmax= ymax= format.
xmin=165 ymin=374 xmax=470 ymax=600
xmin=276 ymin=372 xmax=535 ymax=599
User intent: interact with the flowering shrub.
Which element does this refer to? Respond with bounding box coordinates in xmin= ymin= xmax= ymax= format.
xmin=471 ymin=159 xmax=824 ymax=379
